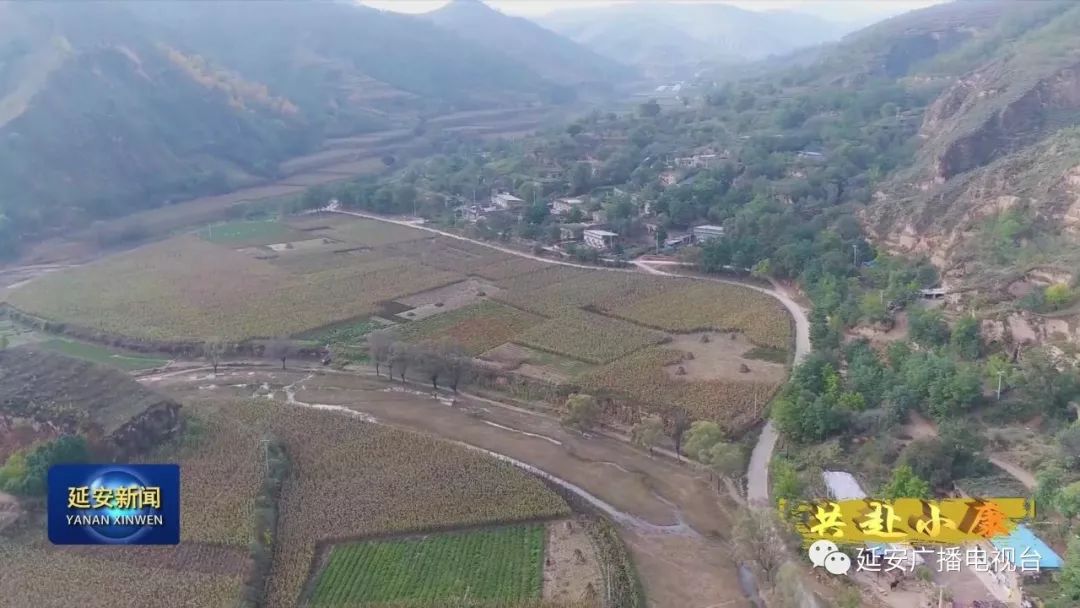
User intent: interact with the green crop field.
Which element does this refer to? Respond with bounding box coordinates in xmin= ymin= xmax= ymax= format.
xmin=310 ymin=524 xmax=545 ymax=607
xmin=36 ymin=338 xmax=170 ymax=370
xmin=197 ymin=220 xmax=297 ymax=245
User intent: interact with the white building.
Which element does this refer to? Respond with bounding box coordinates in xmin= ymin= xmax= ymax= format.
xmin=692 ymin=225 xmax=726 ymax=242
xmin=583 ymin=229 xmax=617 ymax=250
xmin=491 ymin=192 xmax=525 ymax=209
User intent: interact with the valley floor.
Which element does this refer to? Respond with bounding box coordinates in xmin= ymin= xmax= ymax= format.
xmin=144 ymin=363 xmax=754 ymax=608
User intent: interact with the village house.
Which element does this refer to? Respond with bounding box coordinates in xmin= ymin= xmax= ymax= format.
xmin=491 ymin=192 xmax=525 ymax=209
xmin=552 ymin=197 xmax=586 ymax=216
xmin=583 ymin=229 xmax=618 ymax=250
xmin=692 ymin=224 xmax=726 ymax=242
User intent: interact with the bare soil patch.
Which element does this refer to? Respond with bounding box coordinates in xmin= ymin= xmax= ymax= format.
xmin=395 ymin=279 xmax=502 ymax=321
xmin=543 ymin=517 xmax=603 ymax=604
xmin=481 ymin=343 xmax=595 ymax=384
xmin=663 ymin=331 xmax=786 ymax=384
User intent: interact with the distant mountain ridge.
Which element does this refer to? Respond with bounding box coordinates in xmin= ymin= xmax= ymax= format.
xmin=0 ymin=0 xmax=599 ymax=253
xmin=539 ymin=2 xmax=848 ymax=78
xmin=426 ymin=0 xmax=636 ymax=87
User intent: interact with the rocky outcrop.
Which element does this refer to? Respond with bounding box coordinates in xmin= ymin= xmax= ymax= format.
xmin=925 ymin=61 xmax=1080 ymax=181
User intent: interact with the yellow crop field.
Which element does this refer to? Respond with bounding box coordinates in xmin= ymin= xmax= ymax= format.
xmin=516 ymin=311 xmax=667 ymax=364
xmin=8 ymin=237 xmax=462 ymax=341
xmin=396 ymin=300 xmax=543 ymax=355
xmin=603 ymin=282 xmax=792 ymax=350
xmin=580 ymin=347 xmax=781 ymax=432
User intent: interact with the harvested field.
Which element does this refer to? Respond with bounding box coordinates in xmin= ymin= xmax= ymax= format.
xmin=481 ymin=343 xmax=595 ymax=384
xmin=580 ymin=346 xmax=780 ymax=432
xmin=288 ymin=216 xmax=432 ymax=248
xmin=544 ymin=518 xmax=603 ymax=604
xmin=396 ymin=300 xmax=543 ymax=355
xmin=661 ymin=332 xmax=787 ymax=383
xmin=395 ymin=278 xmax=502 ymax=321
xmin=309 ymin=524 xmax=546 ymax=606
xmin=516 ymin=311 xmax=667 ymax=364
xmin=603 ymin=282 xmax=792 ymax=350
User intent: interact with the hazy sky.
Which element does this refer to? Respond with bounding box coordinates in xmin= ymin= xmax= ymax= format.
xmin=361 ymin=0 xmax=944 ymax=23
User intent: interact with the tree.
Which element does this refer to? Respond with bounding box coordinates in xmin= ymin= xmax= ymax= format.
xmin=367 ymin=330 xmax=394 ymax=377
xmin=638 ymin=99 xmax=661 ymax=117
xmin=566 ymin=123 xmax=584 ymax=137
xmin=1036 ymin=462 xmax=1065 ymax=509
xmin=667 ymin=409 xmax=692 ymax=461
xmin=562 ymin=394 xmax=601 ymax=431
xmin=203 ymin=338 xmax=226 ymax=374
xmin=416 ymin=344 xmax=444 ymax=390
xmin=684 ymin=421 xmax=724 ymax=462
xmin=265 ymin=339 xmax=293 ymax=371
xmin=908 ymin=307 xmax=950 ymax=347
xmin=438 ymin=343 xmax=471 ymax=393
xmin=880 ymin=464 xmax=930 ymax=499
xmin=706 ymin=442 xmax=743 ymax=486
xmin=391 ymin=342 xmax=413 ymax=384
xmin=1058 ymin=536 xmax=1080 ymax=603
xmin=1045 ymin=283 xmax=1073 ymax=311
xmin=1059 ymin=425 xmax=1080 ymax=471
xmin=1054 ymin=481 xmax=1080 ymax=520
xmin=1 ymin=436 xmax=88 ymax=496
xmin=950 ymin=316 xmax=981 ymax=360
xmin=771 ymin=459 xmax=804 ymax=508
xmin=631 ymin=414 xmax=664 ymax=455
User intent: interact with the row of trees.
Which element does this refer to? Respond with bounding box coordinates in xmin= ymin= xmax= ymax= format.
xmin=366 ymin=331 xmax=472 ymax=392
xmin=0 ymin=435 xmax=89 ymax=496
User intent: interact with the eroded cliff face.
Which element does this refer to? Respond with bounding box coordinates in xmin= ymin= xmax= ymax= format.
xmin=925 ymin=61 xmax=1080 ymax=181
xmin=865 ymin=2 xmax=1080 ymax=290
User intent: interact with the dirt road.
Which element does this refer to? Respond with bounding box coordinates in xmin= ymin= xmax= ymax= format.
xmin=332 ymin=209 xmax=813 ymax=505
xmin=146 ymin=366 xmax=756 ymax=608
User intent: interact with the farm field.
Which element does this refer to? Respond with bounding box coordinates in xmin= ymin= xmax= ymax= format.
xmin=516 ymin=311 xmax=667 ymax=364
xmin=212 ymin=400 xmax=572 ymax=608
xmin=6 ymin=214 xmax=792 ymax=429
xmin=310 ymin=524 xmax=545 ymax=606
xmin=0 ymin=538 xmax=243 ymax=608
xmin=197 ymin=219 xmax=301 ymax=246
xmin=35 ymin=338 xmax=170 ymax=370
xmin=602 ymin=282 xmax=792 ymax=351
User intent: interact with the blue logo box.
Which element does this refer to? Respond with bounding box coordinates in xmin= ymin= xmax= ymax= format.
xmin=48 ymin=464 xmax=180 ymax=545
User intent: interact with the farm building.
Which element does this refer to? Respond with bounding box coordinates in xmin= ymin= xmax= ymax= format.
xmin=583 ymin=229 xmax=618 ymax=250
xmin=552 ymin=197 xmax=586 ymax=216
xmin=0 ymin=347 xmax=181 ymax=456
xmin=692 ymin=225 xmax=726 ymax=242
xmin=559 ymin=223 xmax=588 ymax=241
xmin=491 ymin=192 xmax=525 ymax=209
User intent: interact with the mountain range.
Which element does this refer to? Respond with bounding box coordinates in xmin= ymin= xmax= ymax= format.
xmin=539 ymin=2 xmax=849 ymax=78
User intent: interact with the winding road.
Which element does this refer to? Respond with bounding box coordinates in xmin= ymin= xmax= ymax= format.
xmin=330 ymin=208 xmax=812 ymax=505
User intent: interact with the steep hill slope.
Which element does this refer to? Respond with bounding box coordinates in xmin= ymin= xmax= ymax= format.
xmin=0 ymin=1 xmax=557 ymax=254
xmin=426 ymin=0 xmax=634 ymax=88
xmin=862 ymin=2 xmax=1080 ymax=294
xmin=539 ymin=2 xmax=846 ymax=78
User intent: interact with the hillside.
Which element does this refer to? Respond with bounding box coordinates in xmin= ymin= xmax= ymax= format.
xmin=861 ymin=2 xmax=1080 ymax=297
xmin=539 ymin=2 xmax=846 ymax=78
xmin=426 ymin=0 xmax=635 ymax=89
xmin=0 ymin=1 xmax=562 ymax=255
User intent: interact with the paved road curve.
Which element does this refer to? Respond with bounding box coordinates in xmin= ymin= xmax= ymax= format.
xmin=330 ymin=208 xmax=812 ymax=505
